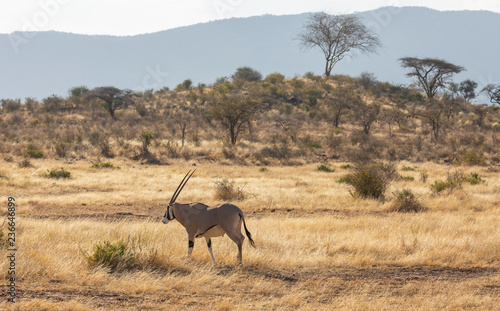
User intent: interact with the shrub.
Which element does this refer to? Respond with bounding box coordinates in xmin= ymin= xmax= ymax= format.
xmin=18 ymin=159 xmax=32 ymax=168
xmin=387 ymin=188 xmax=427 ymax=213
xmin=400 ymin=175 xmax=415 ymax=181
xmin=54 ymin=142 xmax=70 ymax=158
xmin=45 ymin=168 xmax=71 ymax=179
xmin=430 ymin=171 xmax=465 ymax=194
xmin=91 ymin=162 xmax=119 ymax=169
xmin=317 ymin=164 xmax=335 ymax=173
xmin=213 ymin=178 xmax=246 ymax=201
xmin=24 ymin=143 xmax=44 ymax=158
xmin=341 ymin=162 xmax=395 ymax=200
xmin=259 ymin=167 xmax=269 ymax=172
xmin=456 ymin=150 xmax=486 ymax=166
xmin=401 ymin=165 xmax=418 ymax=171
xmin=466 ymin=173 xmax=485 ymax=185
xmin=340 ymin=164 xmax=352 ymax=169
xmin=84 ymin=241 xmax=136 ymax=272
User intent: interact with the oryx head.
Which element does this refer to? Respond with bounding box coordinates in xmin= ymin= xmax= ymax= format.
xmin=162 ymin=169 xmax=196 ymax=224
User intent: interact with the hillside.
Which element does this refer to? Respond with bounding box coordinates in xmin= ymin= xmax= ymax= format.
xmin=1 ymin=7 xmax=500 ymax=99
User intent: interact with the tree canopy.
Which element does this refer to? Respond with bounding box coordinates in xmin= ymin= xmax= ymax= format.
xmin=298 ymin=13 xmax=381 ymax=77
xmin=399 ymin=57 xmax=465 ymax=99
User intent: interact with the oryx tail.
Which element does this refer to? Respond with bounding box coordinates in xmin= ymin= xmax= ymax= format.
xmin=240 ymin=214 xmax=255 ymax=248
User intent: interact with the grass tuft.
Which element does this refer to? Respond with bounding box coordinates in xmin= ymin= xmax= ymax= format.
xmin=387 ymin=188 xmax=427 ymax=213
xmin=44 ymin=167 xmax=71 ymax=179
xmin=316 ymin=164 xmax=335 ymax=173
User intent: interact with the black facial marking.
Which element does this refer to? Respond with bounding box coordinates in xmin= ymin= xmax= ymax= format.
xmin=188 ymin=241 xmax=194 ymax=248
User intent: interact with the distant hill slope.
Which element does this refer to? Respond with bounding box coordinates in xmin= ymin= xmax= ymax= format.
xmin=1 ymin=7 xmax=499 ymax=100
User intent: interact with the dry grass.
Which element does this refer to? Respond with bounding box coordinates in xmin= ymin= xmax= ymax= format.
xmin=0 ymin=159 xmax=499 ymax=309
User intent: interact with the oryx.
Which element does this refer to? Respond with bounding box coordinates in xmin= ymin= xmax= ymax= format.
xmin=162 ymin=170 xmax=255 ymax=264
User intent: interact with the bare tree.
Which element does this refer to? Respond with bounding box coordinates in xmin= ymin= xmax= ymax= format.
xmin=482 ymin=84 xmax=500 ymax=105
xmin=170 ymin=105 xmax=195 ymax=148
xmin=84 ymin=86 xmax=135 ymax=119
xmin=326 ymin=85 xmax=362 ymax=128
xmin=399 ymin=57 xmax=465 ymax=99
xmin=298 ymin=13 xmax=381 ymax=77
xmin=356 ymin=103 xmax=380 ymax=135
xmin=413 ymin=99 xmax=452 ymax=141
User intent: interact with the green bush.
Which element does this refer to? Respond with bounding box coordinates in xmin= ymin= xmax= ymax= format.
xmin=342 ymin=162 xmax=396 ymax=200
xmin=430 ymin=171 xmax=465 ymax=194
xmin=456 ymin=150 xmax=485 ymax=166
xmin=400 ymin=175 xmax=415 ymax=181
xmin=340 ymin=164 xmax=352 ymax=169
xmin=84 ymin=241 xmax=136 ymax=272
xmin=24 ymin=149 xmax=44 ymax=158
xmin=401 ymin=165 xmax=418 ymax=171
xmin=317 ymin=164 xmax=335 ymax=173
xmin=91 ymin=162 xmax=119 ymax=169
xmin=466 ymin=173 xmax=485 ymax=185
xmin=388 ymin=188 xmax=427 ymax=213
xmin=45 ymin=168 xmax=71 ymax=179
xmin=259 ymin=167 xmax=269 ymax=172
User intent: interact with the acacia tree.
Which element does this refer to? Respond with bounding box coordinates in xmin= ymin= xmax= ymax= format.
xmin=206 ymin=94 xmax=262 ymax=145
xmin=482 ymin=84 xmax=500 ymax=105
xmin=84 ymin=86 xmax=135 ymax=119
xmin=298 ymin=12 xmax=381 ymax=77
xmin=399 ymin=57 xmax=465 ymax=98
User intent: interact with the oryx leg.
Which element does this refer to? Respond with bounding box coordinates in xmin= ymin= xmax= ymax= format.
xmin=205 ymin=237 xmax=216 ymax=264
xmin=226 ymin=224 xmax=245 ymax=263
xmin=188 ymin=239 xmax=194 ymax=258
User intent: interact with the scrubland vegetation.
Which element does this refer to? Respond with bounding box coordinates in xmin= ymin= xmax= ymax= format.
xmin=1 ymin=71 xmax=499 ymax=309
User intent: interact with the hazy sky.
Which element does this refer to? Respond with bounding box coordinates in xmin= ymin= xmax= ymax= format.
xmin=1 ymin=0 xmax=499 ymax=36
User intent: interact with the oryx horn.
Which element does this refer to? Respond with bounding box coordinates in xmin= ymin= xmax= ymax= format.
xmin=170 ymin=169 xmax=196 ymax=204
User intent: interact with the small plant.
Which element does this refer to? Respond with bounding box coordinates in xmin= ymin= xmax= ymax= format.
xmin=45 ymin=168 xmax=71 ymax=179
xmin=420 ymin=170 xmax=428 ymax=183
xmin=84 ymin=241 xmax=136 ymax=272
xmin=213 ymin=178 xmax=246 ymax=201
xmin=401 ymin=165 xmax=418 ymax=171
xmin=0 ymin=172 xmax=8 ymax=180
xmin=466 ymin=173 xmax=485 ymax=185
xmin=317 ymin=164 xmax=335 ymax=173
xmin=18 ymin=158 xmax=33 ymax=168
xmin=387 ymin=188 xmax=427 ymax=213
xmin=400 ymin=175 xmax=415 ymax=181
xmin=336 ymin=175 xmax=352 ymax=184
xmin=430 ymin=171 xmax=465 ymax=194
xmin=91 ymin=162 xmax=119 ymax=169
xmin=259 ymin=167 xmax=269 ymax=172
xmin=340 ymin=164 xmax=352 ymax=169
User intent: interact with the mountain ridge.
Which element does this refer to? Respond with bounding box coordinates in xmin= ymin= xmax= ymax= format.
xmin=1 ymin=7 xmax=499 ymax=100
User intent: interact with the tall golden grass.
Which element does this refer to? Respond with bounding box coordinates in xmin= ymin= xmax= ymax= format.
xmin=1 ymin=160 xmax=499 ymax=310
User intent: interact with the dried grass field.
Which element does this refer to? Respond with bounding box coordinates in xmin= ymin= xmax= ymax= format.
xmin=1 ymin=159 xmax=499 ymax=310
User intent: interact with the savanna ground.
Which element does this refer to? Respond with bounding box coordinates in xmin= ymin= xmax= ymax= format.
xmin=0 ymin=158 xmax=499 ymax=310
